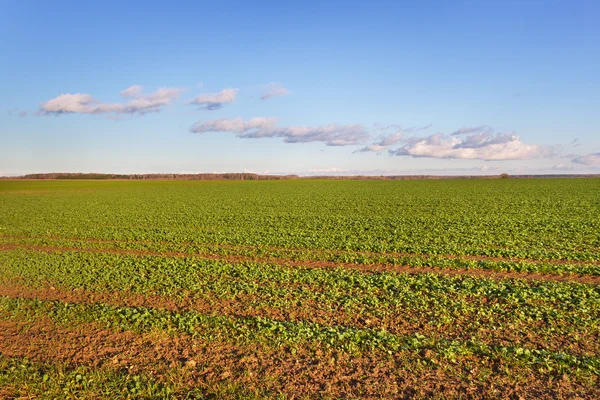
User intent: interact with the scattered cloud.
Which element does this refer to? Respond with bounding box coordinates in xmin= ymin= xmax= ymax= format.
xmin=572 ymin=153 xmax=600 ymax=165
xmin=451 ymin=125 xmax=491 ymax=136
xmin=187 ymin=88 xmax=238 ymax=110
xmin=39 ymin=86 xmax=184 ymax=117
xmin=353 ymin=144 xmax=387 ymax=153
xmin=191 ymin=117 xmax=277 ymax=134
xmin=119 ymin=85 xmax=143 ymax=98
xmin=260 ymin=83 xmax=290 ymax=100
xmin=404 ymin=123 xmax=432 ymax=133
xmin=373 ymin=123 xmax=401 ymax=131
xmin=354 ymin=132 xmax=404 ymax=153
xmin=190 ymin=117 xmax=369 ymax=146
xmin=389 ymin=130 xmax=547 ymax=161
xmin=376 ymin=123 xmax=431 ymax=134
xmin=570 ymin=138 xmax=581 ymax=147
xmin=376 ymin=132 xmax=404 ymax=146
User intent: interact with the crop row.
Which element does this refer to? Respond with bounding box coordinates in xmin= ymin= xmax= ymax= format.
xmin=1 ymin=249 xmax=599 ymax=355
xmin=2 ymin=296 xmax=599 ymax=379
xmin=2 ymin=235 xmax=599 ymax=277
xmin=2 ymin=249 xmax=597 ymax=311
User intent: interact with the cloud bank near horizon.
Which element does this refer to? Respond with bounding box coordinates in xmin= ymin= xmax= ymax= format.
xmin=572 ymin=153 xmax=600 ymax=165
xmin=354 ymin=124 xmax=551 ymax=161
xmin=388 ymin=130 xmax=548 ymax=161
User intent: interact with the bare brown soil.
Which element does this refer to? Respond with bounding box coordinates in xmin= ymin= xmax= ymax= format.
xmin=1 ymin=241 xmax=600 ymax=285
xmin=0 ymin=315 xmax=596 ymax=399
xmin=1 ymin=282 xmax=598 ymax=357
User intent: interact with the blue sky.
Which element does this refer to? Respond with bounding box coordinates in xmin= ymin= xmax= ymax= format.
xmin=2 ymin=0 xmax=599 ymax=176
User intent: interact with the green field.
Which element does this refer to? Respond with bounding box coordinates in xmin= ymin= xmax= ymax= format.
xmin=1 ymin=178 xmax=599 ymax=398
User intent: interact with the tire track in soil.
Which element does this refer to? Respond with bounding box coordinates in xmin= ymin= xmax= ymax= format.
xmin=0 ymin=314 xmax=596 ymax=399
xmin=1 ymin=282 xmax=598 ymax=357
xmin=1 ymin=242 xmax=599 ymax=285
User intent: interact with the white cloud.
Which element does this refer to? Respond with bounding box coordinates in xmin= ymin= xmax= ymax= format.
xmin=187 ymin=88 xmax=238 ymax=110
xmin=572 ymin=153 xmax=600 ymax=165
xmin=260 ymin=83 xmax=290 ymax=100
xmin=190 ymin=117 xmax=369 ymax=146
xmin=389 ymin=131 xmax=546 ymax=161
xmin=39 ymin=86 xmax=184 ymax=116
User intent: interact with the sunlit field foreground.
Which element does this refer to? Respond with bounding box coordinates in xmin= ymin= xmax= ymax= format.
xmin=1 ymin=178 xmax=599 ymax=399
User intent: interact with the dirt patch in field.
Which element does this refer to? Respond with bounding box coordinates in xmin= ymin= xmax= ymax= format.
xmin=1 ymin=242 xmax=599 ymax=285
xmin=1 ymin=282 xmax=598 ymax=357
xmin=0 ymin=315 xmax=596 ymax=399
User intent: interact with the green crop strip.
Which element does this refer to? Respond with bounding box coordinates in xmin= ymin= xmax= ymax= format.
xmin=1 ymin=248 xmax=599 ymax=353
xmin=2 ymin=248 xmax=598 ymax=312
xmin=2 ymin=234 xmax=600 ymax=276
xmin=1 ymin=179 xmax=599 ymax=262
xmin=2 ymin=296 xmax=599 ymax=378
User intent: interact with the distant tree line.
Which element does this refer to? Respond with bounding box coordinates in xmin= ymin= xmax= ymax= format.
xmin=10 ymin=173 xmax=298 ymax=180
xmin=4 ymin=173 xmax=599 ymax=180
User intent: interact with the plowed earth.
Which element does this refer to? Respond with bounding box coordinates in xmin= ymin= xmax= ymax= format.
xmin=1 ymin=315 xmax=597 ymax=399
xmin=1 ymin=282 xmax=598 ymax=357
